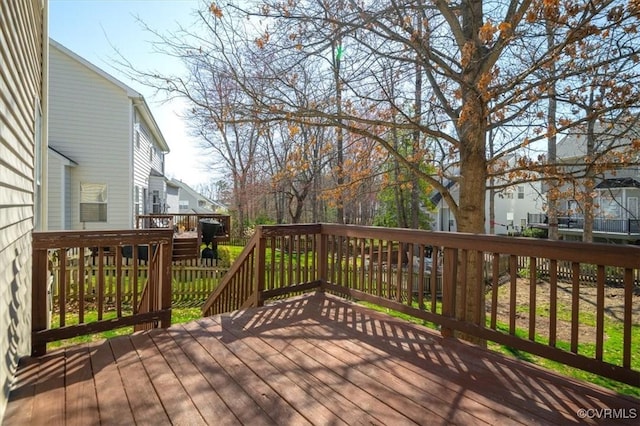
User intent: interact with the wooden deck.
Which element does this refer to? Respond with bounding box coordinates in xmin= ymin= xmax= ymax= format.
xmin=5 ymin=293 xmax=638 ymax=425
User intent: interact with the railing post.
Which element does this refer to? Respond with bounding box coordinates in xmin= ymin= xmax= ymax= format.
xmin=160 ymin=238 xmax=173 ymax=328
xmin=254 ymin=227 xmax=266 ymax=307
xmin=317 ymin=228 xmax=328 ymax=287
xmin=31 ymin=239 xmax=49 ymax=356
xmin=440 ymin=247 xmax=457 ymax=338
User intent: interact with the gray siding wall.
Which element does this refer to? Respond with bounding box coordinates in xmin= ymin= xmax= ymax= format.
xmin=49 ymin=43 xmax=133 ymax=229
xmin=0 ymin=0 xmax=44 ymax=419
xmin=133 ymin=112 xmax=166 ymax=217
xmin=47 ymin=150 xmax=75 ymax=230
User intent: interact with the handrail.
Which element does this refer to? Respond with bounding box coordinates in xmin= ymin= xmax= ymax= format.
xmin=136 ymin=213 xmax=231 ymax=242
xmin=204 ymin=223 xmax=639 ymax=387
xmin=31 ymin=229 xmax=173 ymax=356
xmin=201 ymin=224 xmax=322 ymax=317
xmin=201 ymin=230 xmax=261 ymax=316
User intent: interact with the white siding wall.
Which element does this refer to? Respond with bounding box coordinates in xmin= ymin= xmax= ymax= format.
xmin=0 ymin=0 xmax=44 ymax=419
xmin=49 ymin=44 xmax=133 ymax=229
xmin=488 ymin=182 xmax=544 ymax=234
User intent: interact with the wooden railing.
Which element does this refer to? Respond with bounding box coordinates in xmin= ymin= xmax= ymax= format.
xmin=136 ymin=213 xmax=231 ymax=242
xmin=528 ymin=213 xmax=640 ymax=235
xmin=202 ymin=223 xmax=640 ymax=387
xmin=202 ymin=224 xmax=321 ymax=315
xmin=32 ymin=229 xmax=173 ymax=355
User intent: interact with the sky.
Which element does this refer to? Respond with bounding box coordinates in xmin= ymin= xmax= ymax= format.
xmin=49 ymin=0 xmax=211 ymax=188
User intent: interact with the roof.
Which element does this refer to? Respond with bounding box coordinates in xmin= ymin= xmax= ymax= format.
xmin=169 ymin=178 xmax=227 ymax=210
xmin=49 ymin=39 xmax=170 ymax=154
xmin=595 ymin=178 xmax=640 ymax=189
xmin=48 ymin=146 xmax=78 ymax=165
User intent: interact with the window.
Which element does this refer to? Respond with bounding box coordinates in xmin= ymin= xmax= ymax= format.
xmin=179 ymin=200 xmax=189 ymax=211
xmin=80 ymin=183 xmax=107 ymax=222
xmin=152 ymin=190 xmax=161 ymax=214
xmin=517 ymin=185 xmax=525 ymax=199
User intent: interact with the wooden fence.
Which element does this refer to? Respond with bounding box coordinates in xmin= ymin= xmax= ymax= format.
xmin=47 ymin=256 xmax=228 ymax=305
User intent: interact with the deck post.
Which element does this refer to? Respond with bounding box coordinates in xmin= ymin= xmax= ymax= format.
xmin=440 ymin=247 xmax=457 ymax=338
xmin=255 ymin=227 xmax=266 ymax=307
xmin=31 ymin=236 xmax=49 ymax=356
xmin=317 ymin=227 xmax=328 ymax=288
xmin=160 ymin=238 xmax=173 ymax=328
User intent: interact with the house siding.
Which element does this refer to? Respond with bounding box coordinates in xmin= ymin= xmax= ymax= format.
xmin=0 ymin=0 xmax=44 ymax=419
xmin=47 ymin=149 xmax=75 ymax=230
xmin=133 ymin=110 xmax=167 ymax=217
xmin=49 ymin=42 xmax=133 ymax=229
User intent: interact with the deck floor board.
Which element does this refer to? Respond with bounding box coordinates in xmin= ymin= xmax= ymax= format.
xmin=5 ymin=292 xmax=638 ymax=425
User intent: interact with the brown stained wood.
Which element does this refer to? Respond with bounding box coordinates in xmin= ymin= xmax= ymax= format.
xmin=509 ymin=255 xmax=517 ymax=335
xmin=128 ymin=332 xmax=207 ymax=426
xmin=149 ymin=330 xmax=239 ymax=425
xmin=109 ymin=336 xmax=170 ymax=425
xmin=97 ymin=247 xmax=104 ymax=321
xmin=596 ymin=265 xmax=605 ymax=361
xmin=7 ymin=293 xmax=639 ymax=426
xmin=474 ymin=250 xmax=483 ymax=325
xmin=30 ymin=352 xmax=66 ymax=425
xmin=623 ymin=268 xmax=633 ymax=369
xmin=59 ymin=249 xmax=67 ymax=327
xmin=206 ymin=316 xmax=371 ymax=425
xmin=571 ymin=262 xmax=580 ymax=354
xmin=319 ymin=224 xmax=640 ymax=268
xmin=529 ymin=256 xmax=537 ymax=341
xmin=490 ymin=253 xmax=499 ymax=330
xmin=188 ymin=320 xmax=315 ymax=425
xmin=63 ymin=345 xmax=100 ymax=426
xmin=167 ymin=325 xmax=276 ymax=425
xmin=549 ymin=259 xmax=558 ymax=348
xmin=430 ymin=246 xmax=439 ymax=313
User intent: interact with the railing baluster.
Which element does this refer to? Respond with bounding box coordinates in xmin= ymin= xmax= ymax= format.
xmin=623 ymin=268 xmax=633 ymax=369
xmin=595 ymin=265 xmax=605 ymax=361
xmin=571 ymin=262 xmax=580 ymax=354
xmin=509 ymin=255 xmax=517 ymax=335
xmin=529 ymin=256 xmax=537 ymax=341
xmin=549 ymin=259 xmax=558 ymax=348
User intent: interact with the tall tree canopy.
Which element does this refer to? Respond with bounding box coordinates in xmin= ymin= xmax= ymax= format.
xmin=122 ymin=0 xmax=640 ymax=338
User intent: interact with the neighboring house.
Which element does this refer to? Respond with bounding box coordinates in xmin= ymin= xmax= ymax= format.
xmin=0 ymin=0 xmax=47 ymax=419
xmin=545 ymin=126 xmax=640 ymax=242
xmin=47 ymin=39 xmax=170 ymax=230
xmin=168 ymin=178 xmax=227 ymax=214
xmin=430 ymin=168 xmax=545 ymax=235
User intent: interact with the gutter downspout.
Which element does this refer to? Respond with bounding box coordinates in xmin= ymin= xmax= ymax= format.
xmin=41 ymin=0 xmax=49 ymax=231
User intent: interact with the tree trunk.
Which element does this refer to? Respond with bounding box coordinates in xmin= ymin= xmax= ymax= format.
xmin=546 ymin=18 xmax=559 ymax=240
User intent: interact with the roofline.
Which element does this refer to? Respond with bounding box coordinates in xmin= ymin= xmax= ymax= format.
xmin=169 ymin=178 xmax=225 ymax=208
xmin=50 ymin=38 xmax=141 ymax=97
xmin=132 ymin=98 xmax=170 ymax=153
xmin=50 ymin=38 xmax=170 ymax=154
xmin=48 ymin=146 xmax=78 ymax=165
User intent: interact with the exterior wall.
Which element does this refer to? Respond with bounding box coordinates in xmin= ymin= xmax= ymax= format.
xmin=0 ymin=0 xmax=45 ymax=419
xmin=488 ymin=182 xmax=545 ymax=234
xmin=166 ymin=184 xmax=180 ymax=213
xmin=431 ymin=182 xmax=544 ymax=234
xmin=132 ymin=111 xmax=167 ymax=218
xmin=47 ymin=149 xmax=75 ymax=230
xmin=49 ymin=43 xmax=133 ymax=229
